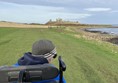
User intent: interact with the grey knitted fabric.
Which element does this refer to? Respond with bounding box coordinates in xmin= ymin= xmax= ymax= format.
xmin=32 ymin=40 xmax=55 ymax=56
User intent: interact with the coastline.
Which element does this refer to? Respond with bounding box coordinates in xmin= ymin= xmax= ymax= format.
xmin=83 ymin=28 xmax=118 ymax=45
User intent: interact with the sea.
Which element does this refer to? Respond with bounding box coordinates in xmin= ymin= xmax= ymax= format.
xmin=86 ymin=26 xmax=118 ymax=35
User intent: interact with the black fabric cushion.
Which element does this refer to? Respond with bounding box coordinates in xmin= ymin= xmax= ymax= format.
xmin=0 ymin=64 xmax=59 ymax=82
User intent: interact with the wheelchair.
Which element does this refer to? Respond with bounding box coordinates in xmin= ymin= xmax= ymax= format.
xmin=0 ymin=56 xmax=66 ymax=83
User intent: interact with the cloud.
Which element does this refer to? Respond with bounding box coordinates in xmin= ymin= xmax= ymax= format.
xmin=110 ymin=10 xmax=118 ymax=13
xmin=0 ymin=0 xmax=117 ymax=9
xmin=85 ymin=8 xmax=112 ymax=12
xmin=0 ymin=0 xmax=118 ymax=24
xmin=0 ymin=1 xmax=92 ymax=23
xmin=51 ymin=13 xmax=92 ymax=20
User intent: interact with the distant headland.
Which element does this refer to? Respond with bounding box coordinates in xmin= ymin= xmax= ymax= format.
xmin=0 ymin=19 xmax=112 ymax=28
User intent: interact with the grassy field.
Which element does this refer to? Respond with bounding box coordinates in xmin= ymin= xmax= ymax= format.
xmin=0 ymin=21 xmax=48 ymax=28
xmin=0 ymin=27 xmax=118 ymax=83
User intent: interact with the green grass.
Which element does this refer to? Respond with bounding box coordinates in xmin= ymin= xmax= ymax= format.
xmin=0 ymin=27 xmax=118 ymax=83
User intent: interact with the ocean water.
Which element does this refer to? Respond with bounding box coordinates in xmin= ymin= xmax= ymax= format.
xmin=86 ymin=28 xmax=118 ymax=35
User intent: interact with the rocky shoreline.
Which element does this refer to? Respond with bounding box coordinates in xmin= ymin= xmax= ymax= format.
xmin=83 ymin=28 xmax=118 ymax=45
xmin=84 ymin=29 xmax=109 ymax=34
xmin=107 ymin=38 xmax=118 ymax=45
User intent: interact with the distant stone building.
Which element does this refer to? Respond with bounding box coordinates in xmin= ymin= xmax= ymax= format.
xmin=45 ymin=18 xmax=80 ymax=25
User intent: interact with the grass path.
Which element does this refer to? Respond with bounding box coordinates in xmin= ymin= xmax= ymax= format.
xmin=0 ymin=28 xmax=118 ymax=83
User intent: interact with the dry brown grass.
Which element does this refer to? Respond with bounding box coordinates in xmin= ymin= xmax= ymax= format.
xmin=65 ymin=27 xmax=117 ymax=46
xmin=0 ymin=22 xmax=48 ymax=28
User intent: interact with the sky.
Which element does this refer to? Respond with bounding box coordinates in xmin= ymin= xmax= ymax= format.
xmin=0 ymin=0 xmax=118 ymax=24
